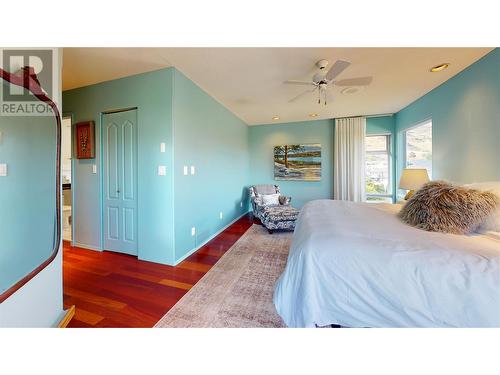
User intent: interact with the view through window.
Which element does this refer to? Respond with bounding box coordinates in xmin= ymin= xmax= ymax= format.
xmin=405 ymin=120 xmax=432 ymax=178
xmin=365 ymin=134 xmax=392 ymax=202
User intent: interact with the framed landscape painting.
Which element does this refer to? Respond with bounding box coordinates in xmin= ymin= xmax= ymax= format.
xmin=274 ymin=143 xmax=321 ymax=181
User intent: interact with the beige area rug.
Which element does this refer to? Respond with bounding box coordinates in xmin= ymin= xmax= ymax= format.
xmin=155 ymin=225 xmax=292 ymax=328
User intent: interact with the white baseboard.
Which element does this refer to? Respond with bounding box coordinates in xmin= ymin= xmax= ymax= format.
xmin=71 ymin=242 xmax=102 ymax=252
xmin=174 ymin=211 xmax=250 ymax=266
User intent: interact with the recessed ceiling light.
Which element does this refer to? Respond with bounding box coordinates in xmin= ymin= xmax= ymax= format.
xmin=430 ymin=63 xmax=450 ymax=72
xmin=272 ymin=116 xmax=280 ymax=120
xmin=309 ymin=113 xmax=318 ymax=118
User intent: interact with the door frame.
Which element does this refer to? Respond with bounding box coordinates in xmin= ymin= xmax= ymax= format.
xmin=99 ymin=107 xmax=139 ymax=254
xmin=62 ymin=112 xmax=75 ymax=246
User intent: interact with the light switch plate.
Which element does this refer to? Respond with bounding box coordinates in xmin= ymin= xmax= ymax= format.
xmin=191 ymin=227 xmax=196 ymax=236
xmin=183 ymin=166 xmax=188 ymax=175
xmin=0 ymin=163 xmax=7 ymax=176
xmin=219 ymin=212 xmax=223 ymax=219
xmin=92 ymin=164 xmax=97 ymax=174
xmin=160 ymin=142 xmax=166 ymax=153
xmin=158 ymin=165 xmax=166 ymax=176
xmin=190 ymin=166 xmax=195 ymax=175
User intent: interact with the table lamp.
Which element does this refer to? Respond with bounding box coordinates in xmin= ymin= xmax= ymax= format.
xmin=399 ymin=168 xmax=430 ymax=200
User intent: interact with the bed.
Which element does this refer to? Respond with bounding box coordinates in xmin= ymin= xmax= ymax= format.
xmin=273 ymin=199 xmax=500 ymax=327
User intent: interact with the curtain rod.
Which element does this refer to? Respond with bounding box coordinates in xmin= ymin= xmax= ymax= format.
xmin=335 ymin=113 xmax=394 ymax=119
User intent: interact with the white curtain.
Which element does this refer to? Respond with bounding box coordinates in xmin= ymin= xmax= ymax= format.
xmin=334 ymin=117 xmax=366 ymax=202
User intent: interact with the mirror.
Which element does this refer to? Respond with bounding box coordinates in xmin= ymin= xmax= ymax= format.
xmin=0 ymin=67 xmax=61 ymax=301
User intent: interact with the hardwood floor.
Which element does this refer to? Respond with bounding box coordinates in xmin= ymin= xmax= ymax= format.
xmin=63 ymin=213 xmax=256 ymax=328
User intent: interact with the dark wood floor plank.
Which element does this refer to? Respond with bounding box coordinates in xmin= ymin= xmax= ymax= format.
xmin=67 ymin=319 xmax=95 ymax=328
xmin=64 ymin=213 xmax=254 ymax=327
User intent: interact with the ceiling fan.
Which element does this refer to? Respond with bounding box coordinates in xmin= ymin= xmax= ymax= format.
xmin=285 ymin=59 xmax=373 ymax=105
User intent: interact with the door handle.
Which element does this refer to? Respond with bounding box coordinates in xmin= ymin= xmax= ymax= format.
xmin=117 ymin=189 xmax=120 ymax=194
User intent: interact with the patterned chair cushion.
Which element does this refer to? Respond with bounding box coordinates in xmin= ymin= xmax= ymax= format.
xmin=261 ymin=205 xmax=300 ymax=232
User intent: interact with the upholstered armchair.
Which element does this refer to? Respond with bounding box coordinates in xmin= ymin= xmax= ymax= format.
xmin=249 ymin=184 xmax=292 ymax=220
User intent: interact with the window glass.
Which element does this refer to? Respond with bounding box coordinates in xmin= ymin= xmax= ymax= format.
xmin=405 ymin=120 xmax=432 ymax=178
xmin=365 ymin=134 xmax=391 ymax=201
xmin=366 ymin=135 xmax=387 ymax=152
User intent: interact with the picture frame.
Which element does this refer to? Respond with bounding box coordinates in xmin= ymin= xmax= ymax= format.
xmin=274 ymin=143 xmax=321 ymax=181
xmin=75 ymin=121 xmax=95 ymax=159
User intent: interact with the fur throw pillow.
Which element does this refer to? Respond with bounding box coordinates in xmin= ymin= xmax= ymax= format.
xmin=398 ymin=180 xmax=499 ymax=235
xmin=464 ymin=181 xmax=500 ymax=232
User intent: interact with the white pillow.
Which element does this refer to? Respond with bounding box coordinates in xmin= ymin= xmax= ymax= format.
xmin=261 ymin=193 xmax=280 ymax=206
xmin=464 ymin=182 xmax=500 ymax=232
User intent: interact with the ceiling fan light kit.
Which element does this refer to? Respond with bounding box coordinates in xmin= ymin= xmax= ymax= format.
xmin=316 ymin=59 xmax=329 ymax=70
xmin=285 ymin=59 xmax=372 ymax=105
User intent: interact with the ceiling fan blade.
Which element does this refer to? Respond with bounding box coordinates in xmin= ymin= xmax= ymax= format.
xmin=334 ymin=76 xmax=373 ymax=87
xmin=326 ymin=60 xmax=351 ymax=81
xmin=288 ymin=88 xmax=316 ymax=103
xmin=284 ymin=80 xmax=316 ymax=86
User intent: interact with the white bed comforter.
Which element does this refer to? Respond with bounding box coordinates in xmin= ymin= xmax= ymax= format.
xmin=273 ymin=200 xmax=500 ymax=327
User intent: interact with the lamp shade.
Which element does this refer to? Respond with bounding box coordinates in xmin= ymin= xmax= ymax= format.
xmin=399 ymin=168 xmax=430 ymax=191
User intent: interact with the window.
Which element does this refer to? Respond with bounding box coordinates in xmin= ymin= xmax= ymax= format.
xmin=405 ymin=120 xmax=432 ymax=178
xmin=365 ymin=134 xmax=392 ymax=203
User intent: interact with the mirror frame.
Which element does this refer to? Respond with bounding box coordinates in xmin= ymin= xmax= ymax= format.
xmin=0 ymin=66 xmax=61 ymax=303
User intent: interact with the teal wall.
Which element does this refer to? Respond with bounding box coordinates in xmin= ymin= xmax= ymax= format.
xmin=172 ymin=70 xmax=250 ymax=262
xmin=366 ymin=116 xmax=395 ymax=135
xmin=63 ymin=68 xmax=176 ymax=264
xmin=395 ymin=48 xmax=500 ymax=185
xmin=0 ymin=114 xmax=56 ymax=293
xmin=63 ymin=67 xmax=250 ymax=265
xmin=248 ymin=119 xmax=334 ymax=208
xmin=248 ymin=117 xmax=396 ymax=207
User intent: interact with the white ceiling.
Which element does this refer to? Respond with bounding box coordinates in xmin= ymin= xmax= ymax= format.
xmin=63 ymin=47 xmax=493 ymax=125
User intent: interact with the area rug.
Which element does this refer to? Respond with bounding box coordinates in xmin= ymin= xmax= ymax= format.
xmin=154 ymin=225 xmax=292 ymax=328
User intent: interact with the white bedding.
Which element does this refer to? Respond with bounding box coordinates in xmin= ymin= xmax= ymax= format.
xmin=273 ymin=200 xmax=500 ymax=327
